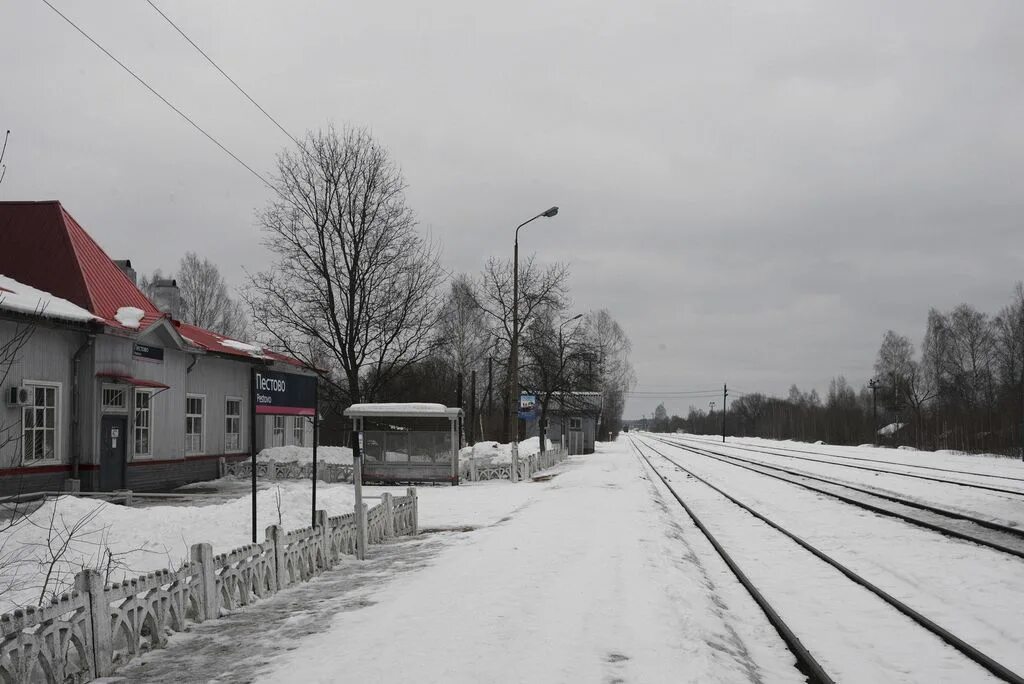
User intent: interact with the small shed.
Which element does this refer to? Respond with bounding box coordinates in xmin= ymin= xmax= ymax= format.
xmin=344 ymin=403 xmax=463 ymax=485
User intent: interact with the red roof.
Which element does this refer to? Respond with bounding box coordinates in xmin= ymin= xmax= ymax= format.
xmin=0 ymin=201 xmax=304 ymax=368
xmin=0 ymin=201 xmax=162 ymax=329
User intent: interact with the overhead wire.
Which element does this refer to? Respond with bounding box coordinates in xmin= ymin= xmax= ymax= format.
xmin=39 ymin=0 xmax=275 ymax=191
xmin=144 ymin=0 xmax=302 ymax=148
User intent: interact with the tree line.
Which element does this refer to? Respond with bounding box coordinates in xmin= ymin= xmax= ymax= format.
xmin=649 ymin=285 xmax=1024 ymax=456
xmin=141 ymin=125 xmax=634 ymax=448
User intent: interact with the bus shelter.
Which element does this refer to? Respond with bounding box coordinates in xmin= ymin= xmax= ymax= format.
xmin=344 ymin=403 xmax=463 ymax=485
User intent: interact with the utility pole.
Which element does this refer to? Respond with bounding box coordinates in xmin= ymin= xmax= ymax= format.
xmin=722 ymin=383 xmax=728 ymax=443
xmin=868 ymin=378 xmax=879 ymax=446
xmin=486 ymin=357 xmax=494 ymax=439
xmin=469 ymin=370 xmax=477 ymax=446
xmin=456 ymin=373 xmax=464 ymax=448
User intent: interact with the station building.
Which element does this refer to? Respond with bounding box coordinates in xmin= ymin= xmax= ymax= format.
xmin=0 ymin=200 xmax=316 ymax=495
xmin=526 ymin=391 xmax=603 ymax=455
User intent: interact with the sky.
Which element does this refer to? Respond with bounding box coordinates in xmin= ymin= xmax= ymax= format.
xmin=2 ymin=1 xmax=1022 ymax=419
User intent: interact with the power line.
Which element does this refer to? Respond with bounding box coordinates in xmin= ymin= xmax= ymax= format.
xmin=144 ymin=0 xmax=302 ymax=148
xmin=40 ymin=0 xmax=274 ymax=191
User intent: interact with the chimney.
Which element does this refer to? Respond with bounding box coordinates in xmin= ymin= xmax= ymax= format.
xmin=151 ymin=278 xmax=181 ymax=320
xmin=114 ymin=259 xmax=136 ymax=285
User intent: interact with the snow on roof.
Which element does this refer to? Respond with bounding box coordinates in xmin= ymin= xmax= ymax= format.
xmin=344 ymin=402 xmax=462 ymax=418
xmin=114 ymin=306 xmax=145 ymax=329
xmin=0 ymin=274 xmax=102 ymax=323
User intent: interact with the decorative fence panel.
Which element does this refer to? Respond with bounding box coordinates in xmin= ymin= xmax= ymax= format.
xmin=221 ymin=458 xmax=354 ymax=484
xmin=0 ymin=492 xmax=418 ymax=684
xmin=460 ymin=448 xmax=568 ymax=483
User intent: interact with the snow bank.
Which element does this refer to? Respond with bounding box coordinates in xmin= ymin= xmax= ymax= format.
xmin=877 ymin=422 xmax=906 ymax=436
xmin=256 ymin=445 xmax=353 ymax=465
xmin=0 ymin=275 xmax=100 ymax=322
xmin=461 ymin=437 xmax=552 ymax=464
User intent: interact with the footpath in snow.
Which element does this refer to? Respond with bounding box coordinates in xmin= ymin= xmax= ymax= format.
xmin=117 ymin=441 xmax=798 ymax=684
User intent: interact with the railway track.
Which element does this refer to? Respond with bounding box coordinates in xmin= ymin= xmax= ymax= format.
xmin=647 ymin=434 xmax=1024 ymax=559
xmin=629 ymin=436 xmax=1024 ymax=683
xmin=690 ymin=437 xmax=1024 ymax=485
xmin=676 ymin=437 xmax=1024 ymax=498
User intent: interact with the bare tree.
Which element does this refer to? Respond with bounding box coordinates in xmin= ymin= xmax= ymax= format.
xmin=473 ymin=255 xmax=569 ymax=440
xmin=437 ymin=273 xmax=490 ymax=381
xmin=579 ymin=309 xmax=635 ymax=440
xmin=139 ymin=253 xmax=248 ymax=339
xmin=521 ymin=307 xmax=585 ymax=451
xmin=245 ymin=126 xmax=443 ymax=441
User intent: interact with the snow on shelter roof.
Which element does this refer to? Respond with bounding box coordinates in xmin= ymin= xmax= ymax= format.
xmin=344 ymin=403 xmax=463 ymax=419
xmin=0 ymin=274 xmax=102 ymax=323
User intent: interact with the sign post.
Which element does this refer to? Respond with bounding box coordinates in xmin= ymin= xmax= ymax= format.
xmin=249 ymin=368 xmax=318 ymax=543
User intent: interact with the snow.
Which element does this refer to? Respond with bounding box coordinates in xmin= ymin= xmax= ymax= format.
xmin=878 ymin=422 xmax=906 ymax=436
xmin=460 ymin=436 xmax=551 ymax=464
xmin=220 ymin=339 xmax=264 ymax=355
xmin=255 ymin=442 xmax=800 ymax=684
xmin=114 ymin=306 xmax=145 ymax=328
xmin=0 ymin=274 xmax=100 ymax=322
xmin=255 ymin=445 xmax=353 ymax=465
xmin=641 ymin=434 xmax=1024 ymax=680
xmin=345 ymin=402 xmax=454 ymax=417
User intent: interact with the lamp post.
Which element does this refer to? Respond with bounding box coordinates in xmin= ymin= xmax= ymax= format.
xmin=508 ymin=206 xmax=559 ymax=482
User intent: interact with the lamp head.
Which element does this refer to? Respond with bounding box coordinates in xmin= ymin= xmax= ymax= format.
xmin=542 ymin=206 xmax=559 ymax=218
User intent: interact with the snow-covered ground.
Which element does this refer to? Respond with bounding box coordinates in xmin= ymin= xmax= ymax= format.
xmin=116 ymin=441 xmax=801 ymax=683
xmin=255 ymin=445 xmax=353 ymax=464
xmin=7 ymin=436 xmax=1024 ymax=682
xmin=459 ymin=436 xmax=551 ymax=464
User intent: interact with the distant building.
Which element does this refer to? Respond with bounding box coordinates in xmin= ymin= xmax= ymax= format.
xmin=525 ymin=391 xmax=603 ymax=455
xmin=0 ymin=200 xmax=315 ymax=495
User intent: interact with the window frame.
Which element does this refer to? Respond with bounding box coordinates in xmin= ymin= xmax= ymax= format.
xmin=21 ymin=380 xmax=62 ymax=466
xmin=272 ymin=415 xmax=285 ymax=447
xmin=185 ymin=393 xmax=206 ymax=455
xmin=133 ymin=389 xmax=154 ymax=459
xmin=225 ymin=396 xmax=243 ymax=453
xmin=101 ymin=384 xmax=128 ymax=413
xmin=569 ymin=417 xmax=583 ymax=431
xmin=292 ymin=416 xmax=305 ymax=447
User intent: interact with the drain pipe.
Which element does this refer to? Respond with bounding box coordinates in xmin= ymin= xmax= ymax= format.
xmin=186 ymin=353 xmax=200 ymax=374
xmin=70 ymin=334 xmax=95 ymax=481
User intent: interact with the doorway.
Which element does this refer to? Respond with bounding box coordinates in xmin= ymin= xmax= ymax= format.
xmin=99 ymin=415 xmax=128 ymax=491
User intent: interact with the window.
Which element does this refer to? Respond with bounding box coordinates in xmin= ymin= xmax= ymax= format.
xmin=569 ymin=417 xmax=582 ymax=431
xmin=102 ymin=386 xmax=127 ymax=411
xmin=185 ymin=395 xmax=205 ymax=454
xmin=292 ymin=416 xmax=305 ymax=447
xmin=272 ymin=415 xmax=285 ymax=447
xmin=225 ymin=398 xmax=242 ymax=452
xmin=134 ymin=390 xmax=153 ymax=457
xmin=23 ymin=383 xmax=59 ymax=463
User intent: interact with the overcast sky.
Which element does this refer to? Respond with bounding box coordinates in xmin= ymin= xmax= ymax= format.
xmin=2 ymin=1 xmax=1022 ymax=418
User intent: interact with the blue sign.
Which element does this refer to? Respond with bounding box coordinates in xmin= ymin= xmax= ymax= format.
xmin=518 ymin=394 xmax=537 ymax=421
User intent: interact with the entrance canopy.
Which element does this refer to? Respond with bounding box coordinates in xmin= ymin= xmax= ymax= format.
xmin=344 ymin=403 xmax=463 ymax=485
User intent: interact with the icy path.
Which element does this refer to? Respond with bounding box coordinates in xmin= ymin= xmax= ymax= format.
xmin=119 ymin=442 xmax=800 ymax=683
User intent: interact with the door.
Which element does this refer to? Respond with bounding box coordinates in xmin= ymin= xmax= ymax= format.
xmin=99 ymin=415 xmax=128 ymax=491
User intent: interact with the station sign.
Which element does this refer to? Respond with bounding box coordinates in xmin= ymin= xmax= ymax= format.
xmin=518 ymin=393 xmax=538 ymax=421
xmin=133 ymin=343 xmax=164 ymax=363
xmin=252 ymin=369 xmax=317 ymax=415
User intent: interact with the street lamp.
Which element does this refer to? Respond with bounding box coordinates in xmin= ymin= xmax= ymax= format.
xmin=508 ymin=206 xmax=559 ymax=482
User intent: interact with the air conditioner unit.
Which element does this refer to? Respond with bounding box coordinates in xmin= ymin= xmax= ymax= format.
xmin=6 ymin=387 xmax=30 ymax=407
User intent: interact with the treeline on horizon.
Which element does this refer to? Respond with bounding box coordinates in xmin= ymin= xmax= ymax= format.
xmin=645 ymin=283 xmax=1024 ymax=456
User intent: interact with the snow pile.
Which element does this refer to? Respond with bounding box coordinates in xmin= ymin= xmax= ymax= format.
xmin=256 ymin=445 xmax=353 ymax=465
xmin=462 ymin=437 xmax=552 ymax=464
xmin=0 ymin=275 xmax=100 ymax=322
xmin=220 ymin=339 xmax=264 ymax=356
xmin=114 ymin=306 xmax=145 ymax=329
xmin=877 ymin=422 xmax=906 ymax=436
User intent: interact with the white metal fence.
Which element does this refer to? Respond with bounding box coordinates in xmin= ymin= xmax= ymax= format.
xmin=0 ymin=490 xmax=418 ymax=683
